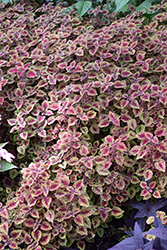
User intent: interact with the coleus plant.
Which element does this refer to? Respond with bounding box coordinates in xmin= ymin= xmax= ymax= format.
xmin=0 ymin=0 xmax=167 ymax=249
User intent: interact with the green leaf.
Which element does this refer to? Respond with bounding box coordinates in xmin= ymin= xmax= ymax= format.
xmin=114 ymin=0 xmax=130 ymax=12
xmin=100 ymin=222 xmax=108 ymax=228
xmin=135 ymin=125 xmax=145 ymax=134
xmin=61 ymin=6 xmax=74 ymax=13
xmin=97 ymin=227 xmax=104 ymax=237
xmin=118 ymin=4 xmax=129 ymax=13
xmin=0 ymin=142 xmax=8 ymax=148
xmin=75 ymin=1 xmax=92 ymax=17
xmin=0 ymin=160 xmax=17 ymax=172
xmin=9 ymin=169 xmax=18 ymax=179
xmin=136 ymin=0 xmax=152 ymax=13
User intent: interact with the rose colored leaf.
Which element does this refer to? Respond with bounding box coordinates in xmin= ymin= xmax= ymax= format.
xmin=80 ymin=208 xmax=95 ymax=219
xmin=140 ymin=138 xmax=150 ymax=147
xmin=87 ymin=110 xmax=96 ymax=119
xmin=20 ymin=132 xmax=28 ymax=140
xmin=155 ymin=128 xmax=166 ymax=137
xmin=94 ymin=156 xmax=106 ymax=164
xmin=0 ymin=97 xmax=4 ymax=105
xmin=60 ymin=176 xmax=70 ymax=187
xmin=100 ymin=146 xmax=109 ymax=156
xmin=77 ymin=241 xmax=85 ymax=250
xmin=154 ymin=160 xmax=166 ymax=172
xmin=136 ymin=52 xmax=145 ymax=61
xmin=111 ymin=206 xmax=124 ymax=217
xmin=50 ymin=180 xmax=60 ymax=191
xmin=90 ymin=123 xmax=99 ymax=134
xmin=149 ymin=181 xmax=156 ymax=189
xmin=136 ymin=148 xmax=147 ymax=159
xmin=38 ymin=130 xmax=46 ymax=137
xmin=67 ymin=106 xmax=76 ymax=115
xmin=136 ymin=131 xmax=147 ymax=140
xmin=73 ymin=180 xmax=83 ymax=190
xmin=74 ymin=65 xmax=83 ymax=72
xmin=9 ymin=241 xmax=18 ymax=249
xmin=116 ymin=142 xmax=127 ymax=152
xmin=0 ymin=207 xmax=8 ymax=220
xmin=130 ymin=145 xmax=140 ymax=155
xmin=50 ymin=103 xmax=59 ymax=110
xmin=131 ymin=175 xmax=140 ymax=184
xmin=78 ymin=195 xmax=89 ymax=207
xmin=74 ymin=214 xmax=84 ymax=226
xmin=130 ymin=99 xmax=140 ymax=109
xmin=127 ymin=118 xmax=136 ymax=129
xmin=105 ymin=135 xmax=114 ymax=144
xmin=98 ymin=119 xmax=109 ymax=128
xmin=8 ymin=67 xmax=17 ymax=74
xmin=32 ymin=230 xmax=42 ymax=241
xmin=157 ymin=142 xmax=167 ymax=153
xmin=40 ymin=221 xmax=52 ymax=231
xmin=140 ymin=189 xmax=149 ymax=197
xmin=15 ymin=88 xmax=23 ymax=96
xmin=45 ymin=210 xmax=55 ymax=223
xmin=11 ymin=230 xmax=21 ymax=239
xmin=114 ymin=80 xmax=126 ymax=88
xmin=40 ymin=233 xmax=51 ymax=245
xmin=26 ymin=116 xmax=37 ymax=125
xmin=6 ymin=198 xmax=19 ymax=210
xmin=27 ymin=70 xmax=37 ymax=78
xmin=79 ymin=145 xmax=89 ymax=156
xmin=0 ymin=222 xmax=8 ymax=234
xmin=141 ymin=63 xmax=149 ymax=72
xmin=121 ymin=70 xmax=131 ymax=77
xmin=29 ymin=209 xmax=39 ymax=219
xmin=140 ymin=181 xmax=147 ymax=189
xmin=24 ymin=218 xmax=34 ymax=227
xmin=42 ymin=197 xmax=52 ymax=209
xmin=92 ymin=186 xmax=103 ymax=195
xmin=68 ymin=116 xmax=78 ymax=126
xmin=68 ymin=157 xmax=79 ymax=166
xmin=153 ymin=190 xmax=161 ymax=199
xmin=144 ymin=169 xmax=153 ymax=181
xmin=88 ymin=88 xmax=97 ymax=96
xmin=76 ymin=225 xmax=88 ymax=235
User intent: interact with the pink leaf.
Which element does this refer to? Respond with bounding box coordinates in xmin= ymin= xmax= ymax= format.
xmin=154 ymin=160 xmax=166 ymax=172
xmin=79 ymin=145 xmax=89 ymax=156
xmin=105 ymin=135 xmax=114 ymax=144
xmin=116 ymin=142 xmax=127 ymax=152
xmin=98 ymin=119 xmax=109 ymax=128
xmin=130 ymin=146 xmax=140 ymax=155
xmin=27 ymin=70 xmax=37 ymax=78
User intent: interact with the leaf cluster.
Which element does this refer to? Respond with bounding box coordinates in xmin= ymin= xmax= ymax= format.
xmin=0 ymin=0 xmax=167 ymax=249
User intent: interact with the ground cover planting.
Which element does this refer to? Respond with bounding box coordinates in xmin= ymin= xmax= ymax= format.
xmin=1 ymin=0 xmax=167 ymax=249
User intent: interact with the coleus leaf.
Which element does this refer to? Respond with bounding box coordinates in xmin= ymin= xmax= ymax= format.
xmin=116 ymin=142 xmax=127 ymax=152
xmin=32 ymin=230 xmax=42 ymax=241
xmin=154 ymin=159 xmax=166 ymax=172
xmin=77 ymin=241 xmax=85 ymax=250
xmin=74 ymin=214 xmax=84 ymax=226
xmin=0 ymin=222 xmax=8 ymax=234
xmin=27 ymin=70 xmax=37 ymax=78
xmin=45 ymin=210 xmax=55 ymax=223
xmin=78 ymin=195 xmax=89 ymax=207
xmin=111 ymin=207 xmax=124 ymax=217
xmin=40 ymin=221 xmax=52 ymax=231
xmin=40 ymin=233 xmax=51 ymax=245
